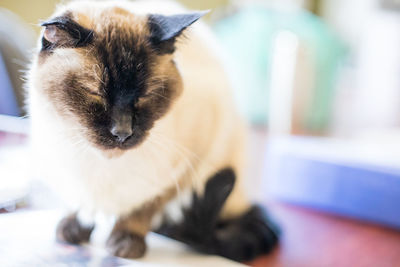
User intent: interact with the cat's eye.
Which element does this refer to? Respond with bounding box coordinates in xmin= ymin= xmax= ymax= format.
xmin=86 ymin=91 xmax=104 ymax=103
xmin=85 ymin=89 xmax=103 ymax=98
xmin=79 ymin=85 xmax=104 ymax=99
xmin=88 ymin=91 xmax=102 ymax=96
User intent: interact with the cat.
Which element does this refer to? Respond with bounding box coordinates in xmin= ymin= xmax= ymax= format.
xmin=28 ymin=0 xmax=279 ymax=262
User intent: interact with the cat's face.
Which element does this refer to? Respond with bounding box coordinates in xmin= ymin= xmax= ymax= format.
xmin=32 ymin=3 xmax=203 ymax=151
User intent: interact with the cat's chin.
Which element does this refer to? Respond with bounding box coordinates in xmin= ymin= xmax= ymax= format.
xmin=93 ymin=134 xmax=146 ymax=156
xmin=102 ymin=148 xmax=126 ymax=159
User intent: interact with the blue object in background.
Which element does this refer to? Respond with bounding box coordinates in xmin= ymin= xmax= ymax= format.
xmin=0 ymin=50 xmax=19 ymax=116
xmin=265 ymin=138 xmax=400 ymax=229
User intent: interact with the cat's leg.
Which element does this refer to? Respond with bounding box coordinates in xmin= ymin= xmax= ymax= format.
xmin=56 ymin=210 xmax=95 ymax=244
xmin=106 ymin=207 xmax=155 ymax=258
xmin=156 ymin=167 xmax=280 ymax=262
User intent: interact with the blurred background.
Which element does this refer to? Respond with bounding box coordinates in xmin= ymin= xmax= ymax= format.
xmin=3 ymin=0 xmax=400 ymax=135
xmin=1 ymin=0 xmax=400 ymax=265
xmin=3 ymin=0 xmax=400 ymax=137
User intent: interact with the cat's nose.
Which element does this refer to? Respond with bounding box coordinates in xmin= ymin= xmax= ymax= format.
xmin=110 ymin=125 xmax=132 ymax=143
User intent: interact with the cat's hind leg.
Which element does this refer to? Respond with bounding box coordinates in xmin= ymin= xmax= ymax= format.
xmin=155 ymin=168 xmax=280 ymax=262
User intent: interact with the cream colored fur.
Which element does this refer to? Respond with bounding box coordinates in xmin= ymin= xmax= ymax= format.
xmin=28 ymin=0 xmax=250 ymax=226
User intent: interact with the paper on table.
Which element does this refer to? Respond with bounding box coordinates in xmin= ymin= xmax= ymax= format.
xmin=0 ymin=210 xmax=243 ymax=267
xmin=0 ymin=145 xmax=31 ymax=211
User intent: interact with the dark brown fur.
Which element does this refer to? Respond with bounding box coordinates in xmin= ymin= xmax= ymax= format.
xmin=38 ymin=10 xmax=182 ymax=150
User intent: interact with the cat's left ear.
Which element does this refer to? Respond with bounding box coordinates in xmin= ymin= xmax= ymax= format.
xmin=148 ymin=11 xmax=208 ymax=54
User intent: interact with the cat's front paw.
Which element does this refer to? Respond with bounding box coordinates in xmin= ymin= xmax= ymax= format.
xmin=56 ymin=213 xmax=94 ymax=244
xmin=106 ymin=230 xmax=147 ymax=259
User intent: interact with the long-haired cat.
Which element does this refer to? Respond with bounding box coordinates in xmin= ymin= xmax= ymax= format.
xmin=28 ymin=0 xmax=279 ymax=261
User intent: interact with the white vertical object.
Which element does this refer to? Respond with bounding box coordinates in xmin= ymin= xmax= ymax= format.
xmin=268 ymin=31 xmax=299 ymax=135
xmin=355 ymin=10 xmax=400 ymax=130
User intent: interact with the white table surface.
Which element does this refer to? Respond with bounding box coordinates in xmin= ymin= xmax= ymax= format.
xmin=0 ymin=210 xmax=244 ymax=267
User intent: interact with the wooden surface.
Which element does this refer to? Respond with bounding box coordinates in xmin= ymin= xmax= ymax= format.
xmin=247 ymin=202 xmax=400 ymax=267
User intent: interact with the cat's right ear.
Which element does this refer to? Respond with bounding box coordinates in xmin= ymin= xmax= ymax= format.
xmin=148 ymin=11 xmax=208 ymax=54
xmin=40 ymin=15 xmax=93 ymax=50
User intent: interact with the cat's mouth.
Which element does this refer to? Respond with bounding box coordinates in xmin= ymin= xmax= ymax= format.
xmin=110 ymin=138 xmax=136 ymax=150
xmin=98 ymin=142 xmax=135 ymax=159
xmin=115 ymin=137 xmax=135 ymax=150
xmin=95 ymin=131 xmax=147 ymax=151
xmin=97 ymin=140 xmax=137 ymax=154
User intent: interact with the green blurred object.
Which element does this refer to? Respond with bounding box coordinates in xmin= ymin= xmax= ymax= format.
xmin=214 ymin=6 xmax=345 ymax=132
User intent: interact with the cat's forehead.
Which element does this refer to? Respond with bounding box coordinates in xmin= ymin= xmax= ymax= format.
xmin=82 ymin=10 xmax=146 ymax=36
xmin=52 ymin=1 xmax=149 ymax=38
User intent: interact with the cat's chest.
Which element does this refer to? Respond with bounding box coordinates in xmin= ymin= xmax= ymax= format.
xmin=70 ymin=146 xmax=177 ymax=216
xmin=31 ymin=103 xmax=181 ymax=216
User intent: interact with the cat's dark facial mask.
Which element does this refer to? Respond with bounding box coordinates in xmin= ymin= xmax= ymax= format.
xmin=36 ymin=7 xmax=204 ymax=151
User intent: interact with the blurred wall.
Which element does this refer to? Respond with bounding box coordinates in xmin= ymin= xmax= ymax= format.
xmin=321 ymin=0 xmax=376 ymax=51
xmin=1 ymin=0 xmax=59 ymax=34
xmin=180 ymin=0 xmax=228 ymax=10
xmin=1 ymin=0 xmax=228 ymax=36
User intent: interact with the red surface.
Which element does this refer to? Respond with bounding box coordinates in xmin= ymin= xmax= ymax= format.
xmin=247 ymin=203 xmax=400 ymax=267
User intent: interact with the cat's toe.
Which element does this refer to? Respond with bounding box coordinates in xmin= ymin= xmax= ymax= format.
xmin=56 ymin=213 xmax=94 ymax=244
xmin=106 ymin=230 xmax=146 ymax=259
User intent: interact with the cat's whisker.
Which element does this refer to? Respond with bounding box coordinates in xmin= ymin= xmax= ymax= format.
xmin=92 ymin=64 xmax=106 ymax=85
xmin=84 ymin=44 xmax=96 ymax=57
xmin=151 ymin=131 xmax=203 ymax=165
xmin=148 ymin=132 xmax=199 ymax=191
xmin=144 ymin=140 xmax=182 ymax=198
xmin=147 ymin=91 xmax=170 ymax=101
xmin=145 ymin=137 xmax=184 ymax=199
xmin=149 ymin=131 xmax=215 ymax=191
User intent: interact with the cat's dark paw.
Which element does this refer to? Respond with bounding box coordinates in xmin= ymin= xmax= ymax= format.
xmin=106 ymin=230 xmax=146 ymax=259
xmin=215 ymin=205 xmax=280 ymax=261
xmin=56 ymin=213 xmax=94 ymax=244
